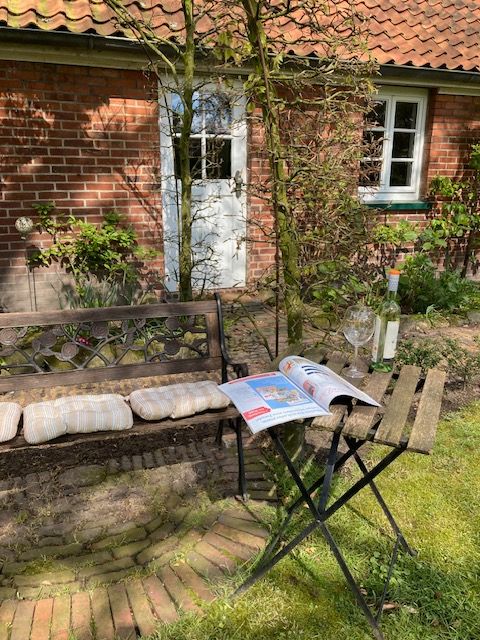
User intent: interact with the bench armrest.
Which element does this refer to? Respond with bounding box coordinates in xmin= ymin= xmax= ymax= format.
xmin=225 ymin=358 xmax=249 ymax=380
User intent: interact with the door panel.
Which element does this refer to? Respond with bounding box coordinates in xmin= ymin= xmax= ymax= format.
xmin=160 ymin=85 xmax=247 ymax=291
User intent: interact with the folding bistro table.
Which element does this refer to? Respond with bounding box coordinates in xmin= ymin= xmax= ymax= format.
xmin=236 ymin=352 xmax=446 ymax=640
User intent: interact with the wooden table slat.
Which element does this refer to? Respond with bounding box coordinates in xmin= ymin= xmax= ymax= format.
xmin=342 ymin=370 xmax=393 ymax=440
xmin=325 ymin=352 xmax=348 ymax=374
xmin=407 ymin=369 xmax=446 ymax=454
xmin=374 ymin=365 xmax=421 ymax=447
xmin=311 ymin=405 xmax=348 ymax=433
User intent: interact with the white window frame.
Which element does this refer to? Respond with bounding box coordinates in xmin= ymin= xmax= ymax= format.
xmin=359 ymin=87 xmax=428 ymax=203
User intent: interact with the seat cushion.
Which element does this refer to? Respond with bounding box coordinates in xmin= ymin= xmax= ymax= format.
xmin=55 ymin=394 xmax=134 ymax=434
xmin=23 ymin=401 xmax=66 ymax=445
xmin=23 ymin=394 xmax=133 ymax=444
xmin=129 ymin=380 xmax=230 ymax=421
xmin=0 ymin=402 xmax=22 ymax=443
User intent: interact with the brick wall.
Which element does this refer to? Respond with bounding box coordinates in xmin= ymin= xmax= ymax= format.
xmin=246 ymin=109 xmax=276 ymax=285
xmin=378 ymin=90 xmax=480 ymax=273
xmin=0 ymin=60 xmax=162 ymax=311
xmin=1 ymin=62 xmax=479 ymax=312
xmin=425 ymin=90 xmax=480 ymax=182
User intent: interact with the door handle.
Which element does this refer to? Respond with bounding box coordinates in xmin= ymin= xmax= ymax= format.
xmin=233 ymin=170 xmax=244 ymax=198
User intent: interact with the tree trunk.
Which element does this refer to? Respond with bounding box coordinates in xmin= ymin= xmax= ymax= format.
xmin=241 ymin=0 xmax=304 ymax=458
xmin=178 ymin=0 xmax=195 ymax=301
xmin=241 ymin=0 xmax=303 ymax=345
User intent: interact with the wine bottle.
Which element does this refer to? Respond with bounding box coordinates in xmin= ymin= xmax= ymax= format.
xmin=372 ymin=269 xmax=401 ymax=363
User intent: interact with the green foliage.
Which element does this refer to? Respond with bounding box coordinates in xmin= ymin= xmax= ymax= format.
xmin=441 ymin=337 xmax=480 ymax=388
xmin=398 ymin=254 xmax=478 ymax=314
xmin=309 ymin=258 xmax=381 ymax=314
xmin=395 ymin=338 xmax=444 ymax=373
xmin=425 ymin=144 xmax=480 ymax=272
xmin=372 ymin=221 xmax=418 ymax=247
xmin=396 ymin=335 xmax=480 ymax=387
xmin=56 ymin=278 xmax=156 ymax=309
xmin=28 ymin=203 xmax=157 ymax=307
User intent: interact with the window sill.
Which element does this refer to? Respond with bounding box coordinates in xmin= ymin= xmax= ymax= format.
xmin=365 ymin=201 xmax=433 ymax=211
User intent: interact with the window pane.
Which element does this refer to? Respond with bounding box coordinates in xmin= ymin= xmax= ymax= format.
xmin=171 ymin=93 xmax=183 ymax=134
xmin=174 ymin=138 xmax=202 ymax=179
xmin=363 ymin=130 xmax=384 ymax=158
xmin=171 ymin=93 xmax=202 ymax=134
xmin=392 ymin=132 xmax=415 ymax=158
xmin=394 ymin=102 xmax=417 ymax=129
xmin=206 ymin=139 xmax=231 ymax=178
xmin=389 ymin=161 xmax=412 ymax=186
xmin=204 ymin=94 xmax=232 ymax=134
xmin=365 ymin=100 xmax=386 ymax=127
xmin=359 ymin=160 xmax=381 ymax=187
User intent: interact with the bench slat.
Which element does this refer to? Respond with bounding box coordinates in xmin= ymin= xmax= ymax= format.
xmin=0 ymin=301 xmax=219 ymax=328
xmin=374 ymin=365 xmax=421 ymax=447
xmin=342 ymin=371 xmax=392 ymax=440
xmin=205 ymin=313 xmax=221 ymax=358
xmin=0 ymin=356 xmax=225 ymax=393
xmin=325 ymin=352 xmax=348 ymax=374
xmin=0 ymin=406 xmax=240 ymax=453
xmin=407 ymin=369 xmax=446 ymax=454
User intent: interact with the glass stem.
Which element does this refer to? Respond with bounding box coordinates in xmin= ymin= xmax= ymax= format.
xmin=353 ymin=344 xmax=359 ymax=371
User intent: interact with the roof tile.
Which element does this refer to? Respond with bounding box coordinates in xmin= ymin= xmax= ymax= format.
xmin=0 ymin=1 xmax=479 ymax=72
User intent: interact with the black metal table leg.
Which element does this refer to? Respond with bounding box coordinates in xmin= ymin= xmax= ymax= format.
xmin=235 ymin=426 xmax=409 ymax=640
xmin=345 ymin=440 xmax=416 ymax=557
xmin=234 ymin=417 xmax=248 ymax=502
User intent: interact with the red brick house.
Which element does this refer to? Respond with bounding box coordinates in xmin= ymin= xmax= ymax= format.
xmin=1 ymin=1 xmax=480 ymax=310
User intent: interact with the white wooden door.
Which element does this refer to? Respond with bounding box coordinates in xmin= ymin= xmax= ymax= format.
xmin=160 ymin=85 xmax=247 ymax=292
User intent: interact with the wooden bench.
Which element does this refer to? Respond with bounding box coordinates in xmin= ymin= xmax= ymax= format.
xmin=0 ymin=294 xmax=248 ymax=497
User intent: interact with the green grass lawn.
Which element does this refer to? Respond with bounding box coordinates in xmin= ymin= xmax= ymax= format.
xmin=153 ymin=402 xmax=480 ymax=640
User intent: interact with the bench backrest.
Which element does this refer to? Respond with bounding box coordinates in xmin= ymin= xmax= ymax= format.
xmin=0 ymin=298 xmax=228 ymax=393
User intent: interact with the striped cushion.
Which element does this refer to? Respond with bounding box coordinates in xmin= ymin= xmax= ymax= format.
xmin=129 ymin=380 xmax=230 ymax=421
xmin=128 ymin=387 xmax=174 ymax=420
xmin=0 ymin=402 xmax=22 ymax=443
xmin=23 ymin=402 xmax=65 ymax=445
xmin=56 ymin=394 xmax=133 ymax=434
xmin=23 ymin=394 xmax=133 ymax=444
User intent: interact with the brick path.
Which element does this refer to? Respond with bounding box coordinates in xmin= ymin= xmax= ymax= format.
xmin=0 ymin=434 xmax=275 ymax=640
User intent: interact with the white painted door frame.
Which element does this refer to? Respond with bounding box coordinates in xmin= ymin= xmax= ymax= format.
xmin=159 ymin=80 xmax=247 ymax=292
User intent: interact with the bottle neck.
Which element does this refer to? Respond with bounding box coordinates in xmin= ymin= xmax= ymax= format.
xmin=387 ymin=288 xmax=398 ymax=301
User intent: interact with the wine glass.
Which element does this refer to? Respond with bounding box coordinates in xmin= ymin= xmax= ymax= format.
xmin=342 ymin=304 xmax=376 ymax=378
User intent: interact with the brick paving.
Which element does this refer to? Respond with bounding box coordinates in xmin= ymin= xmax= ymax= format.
xmin=0 ymin=434 xmax=276 ymax=639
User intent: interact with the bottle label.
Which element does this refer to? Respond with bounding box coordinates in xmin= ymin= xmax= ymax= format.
xmin=388 ymin=274 xmax=400 ymax=293
xmin=372 ymin=316 xmax=382 ymax=360
xmin=383 ymin=320 xmax=400 ymax=359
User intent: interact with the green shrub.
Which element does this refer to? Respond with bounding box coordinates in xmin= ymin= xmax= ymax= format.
xmin=398 ymin=254 xmax=478 ymax=314
xmin=395 ymin=338 xmax=444 ymax=373
xmin=28 ymin=203 xmax=158 ymax=308
xmin=396 ymin=335 xmax=480 ymax=387
xmin=441 ymin=338 xmax=480 ymax=388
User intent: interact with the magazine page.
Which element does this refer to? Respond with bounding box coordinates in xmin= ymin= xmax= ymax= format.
xmin=279 ymin=357 xmax=381 ymax=411
xmin=218 ymin=372 xmax=330 ymax=434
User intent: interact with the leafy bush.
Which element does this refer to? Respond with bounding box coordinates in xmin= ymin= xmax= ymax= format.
xmin=396 ymin=335 xmax=480 ymax=387
xmin=55 ymin=278 xmax=157 ymax=309
xmin=442 ymin=338 xmax=480 ymax=388
xmin=398 ymin=254 xmax=478 ymax=314
xmin=28 ymin=203 xmax=158 ymax=307
xmin=307 ymin=257 xmax=383 ymax=316
xmin=426 ymin=144 xmax=480 ymax=275
xmin=395 ymin=338 xmax=444 ymax=373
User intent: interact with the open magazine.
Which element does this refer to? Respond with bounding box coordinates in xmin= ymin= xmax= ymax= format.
xmin=218 ymin=356 xmax=381 ymax=434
